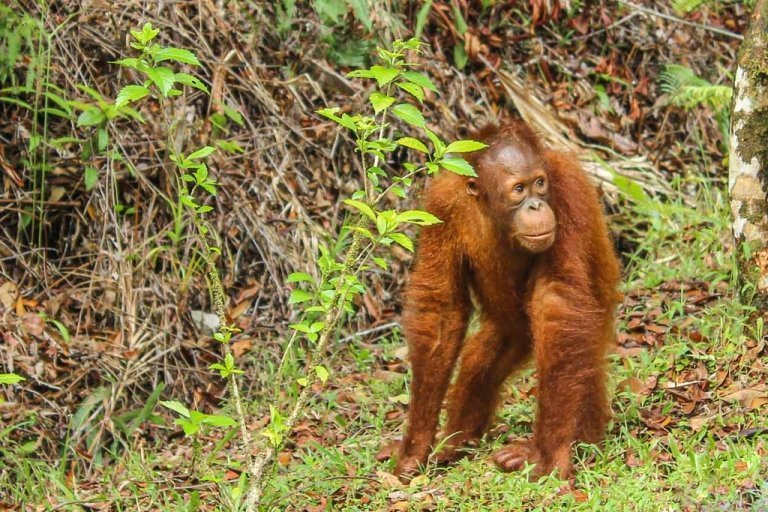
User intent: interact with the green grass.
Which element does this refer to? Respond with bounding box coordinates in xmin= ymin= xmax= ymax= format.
xmin=256 ymin=177 xmax=767 ymax=511
xmin=2 ymin=181 xmax=766 ymax=510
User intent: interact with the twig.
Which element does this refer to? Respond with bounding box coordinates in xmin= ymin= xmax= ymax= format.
xmin=338 ymin=321 xmax=400 ymax=344
xmin=617 ymin=0 xmax=744 ymax=40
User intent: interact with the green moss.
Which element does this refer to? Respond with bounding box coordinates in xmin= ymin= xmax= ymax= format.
xmin=733 ymin=107 xmax=768 ymax=169
xmin=740 ymin=4 xmax=768 ymax=79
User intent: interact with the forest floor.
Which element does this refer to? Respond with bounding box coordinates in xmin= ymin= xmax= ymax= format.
xmin=1 ymin=1 xmax=767 ymax=511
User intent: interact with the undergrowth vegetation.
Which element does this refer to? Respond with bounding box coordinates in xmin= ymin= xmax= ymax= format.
xmin=1 ymin=1 xmax=765 ymax=511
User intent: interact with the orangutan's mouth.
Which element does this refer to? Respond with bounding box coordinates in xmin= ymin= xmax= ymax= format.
xmin=522 ymin=231 xmax=553 ymax=241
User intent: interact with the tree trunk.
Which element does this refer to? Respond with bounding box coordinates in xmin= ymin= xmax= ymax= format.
xmin=729 ymin=0 xmax=768 ymax=309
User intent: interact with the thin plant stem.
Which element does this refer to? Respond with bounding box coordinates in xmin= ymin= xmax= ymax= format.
xmin=244 ymin=229 xmax=365 ymax=510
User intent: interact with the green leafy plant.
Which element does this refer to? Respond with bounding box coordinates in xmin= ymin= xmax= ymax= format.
xmin=312 ymin=0 xmax=382 ymax=67
xmin=244 ymin=38 xmax=486 ymax=509
xmin=109 ymin=26 xmax=485 ymax=511
xmin=108 ymin=23 xmax=253 ymax=508
xmin=659 ymin=64 xmax=732 ymax=144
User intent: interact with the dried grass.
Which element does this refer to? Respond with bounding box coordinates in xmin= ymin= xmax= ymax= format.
xmin=0 ymin=0 xmax=738 ymax=462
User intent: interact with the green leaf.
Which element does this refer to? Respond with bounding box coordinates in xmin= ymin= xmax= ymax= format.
xmin=346 ymin=69 xmax=374 ymax=80
xmin=45 ymin=316 xmax=70 ymax=342
xmin=346 ymin=226 xmax=376 ymax=240
xmin=613 ymin=172 xmax=651 ymax=204
xmin=391 ymin=104 xmax=425 ymax=128
xmin=286 ymin=272 xmax=313 ymax=284
xmin=84 ymin=166 xmax=98 ymax=191
xmin=314 ymin=365 xmax=330 ymax=385
xmin=179 ymin=411 xmax=203 ymax=436
xmin=194 ymin=165 xmax=209 ymax=183
xmin=115 ymin=85 xmax=150 ymax=108
xmin=201 ymin=414 xmax=238 ymax=428
xmin=343 ymin=199 xmax=376 ymax=221
xmin=112 ymin=58 xmax=140 ymax=69
xmin=452 ymin=3 xmax=468 ymax=34
xmin=396 ymin=210 xmax=442 ymax=226
xmin=369 ymin=92 xmax=396 ymax=114
xmin=376 ymin=215 xmax=388 ymax=236
xmin=77 ymin=108 xmax=105 ymax=127
xmin=117 ymin=105 xmax=145 ymax=123
xmin=180 ymin=195 xmax=198 ymax=209
xmin=396 ymin=137 xmax=429 ymax=154
xmin=0 ymin=373 xmax=25 ymax=385
xmin=316 ymin=107 xmax=356 ymax=131
xmin=389 ymin=233 xmax=414 ymax=252
xmin=222 ymin=103 xmax=244 ymax=126
xmin=160 ymin=400 xmax=190 ymax=418
xmin=130 ymin=23 xmax=159 ymax=45
xmin=175 ymin=73 xmax=209 ymax=93
xmin=372 ymin=257 xmax=388 ymax=270
xmin=176 ymin=418 xmax=200 ymax=436
xmin=297 ymin=377 xmax=308 ymax=387
xmin=445 ymin=140 xmax=488 ymax=153
xmin=453 ymin=44 xmax=468 ymax=69
xmin=424 ymin=128 xmax=446 ymax=156
xmin=396 ymin=82 xmax=424 ymax=102
xmin=415 ymin=0 xmax=432 ymax=39
xmin=368 ymin=138 xmax=397 ymax=152
xmin=288 ymin=289 xmax=313 ymax=304
xmin=154 ymin=47 xmax=201 ymax=66
xmin=216 ymin=140 xmax=245 ymax=153
xmin=403 ymin=70 xmax=438 ymax=93
xmin=439 ymin=157 xmax=477 ymax=177
xmin=145 ymin=67 xmax=176 ymax=97
xmin=368 ymin=65 xmax=400 ymax=87
xmin=97 ymin=128 xmax=108 ymax=152
xmin=187 ymin=146 xmax=216 ymax=160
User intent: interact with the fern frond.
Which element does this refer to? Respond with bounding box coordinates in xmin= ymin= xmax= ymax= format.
xmin=659 ymin=64 xmax=707 ymax=94
xmin=658 ymin=64 xmax=732 ymax=113
xmin=674 ymin=84 xmax=732 ymax=111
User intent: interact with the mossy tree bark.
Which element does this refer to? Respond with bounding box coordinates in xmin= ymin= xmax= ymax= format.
xmin=729 ymin=0 xmax=768 ymax=309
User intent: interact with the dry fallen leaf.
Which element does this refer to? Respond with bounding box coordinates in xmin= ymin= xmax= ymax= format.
xmin=277 ymin=451 xmax=292 ymax=466
xmin=228 ymin=300 xmax=251 ymax=320
xmin=232 ymin=339 xmax=253 ymax=358
xmin=689 ymin=415 xmax=714 ymax=431
xmin=747 ymin=396 xmax=768 ymax=409
xmin=21 ymin=313 xmax=45 ymax=337
xmin=0 ymin=281 xmax=18 ymax=310
xmin=377 ymin=470 xmax=403 ymax=489
xmin=618 ymin=375 xmax=657 ymax=397
xmin=720 ymin=384 xmax=767 ymax=407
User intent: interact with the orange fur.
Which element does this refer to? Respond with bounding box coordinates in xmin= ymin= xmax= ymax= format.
xmin=391 ymin=120 xmax=621 ymax=480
